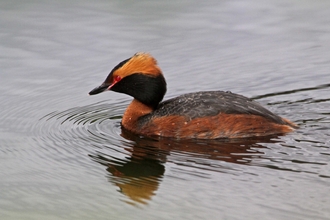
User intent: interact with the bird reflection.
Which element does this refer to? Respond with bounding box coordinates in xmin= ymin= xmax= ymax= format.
xmin=90 ymin=130 xmax=281 ymax=205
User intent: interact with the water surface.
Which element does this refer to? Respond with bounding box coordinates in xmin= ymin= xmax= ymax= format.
xmin=1 ymin=0 xmax=330 ymax=219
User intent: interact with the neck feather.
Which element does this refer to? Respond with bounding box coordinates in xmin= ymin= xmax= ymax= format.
xmin=122 ymin=99 xmax=154 ymax=132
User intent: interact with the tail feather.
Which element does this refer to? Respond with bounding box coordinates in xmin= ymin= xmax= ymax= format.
xmin=282 ymin=118 xmax=298 ymax=129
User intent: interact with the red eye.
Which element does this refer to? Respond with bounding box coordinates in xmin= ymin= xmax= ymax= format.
xmin=108 ymin=75 xmax=122 ymax=90
xmin=114 ymin=75 xmax=121 ymax=82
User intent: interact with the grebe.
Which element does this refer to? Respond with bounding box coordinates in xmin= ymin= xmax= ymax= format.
xmin=89 ymin=52 xmax=297 ymax=139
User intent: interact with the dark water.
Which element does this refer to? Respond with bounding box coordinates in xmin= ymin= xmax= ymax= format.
xmin=1 ymin=0 xmax=330 ymax=219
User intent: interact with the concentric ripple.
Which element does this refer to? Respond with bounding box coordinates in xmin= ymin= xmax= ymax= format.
xmin=31 ymin=100 xmax=141 ymax=181
xmin=31 ymin=84 xmax=330 ymax=205
xmin=40 ymin=101 xmax=122 ymax=141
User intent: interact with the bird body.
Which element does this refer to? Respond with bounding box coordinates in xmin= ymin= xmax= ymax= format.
xmin=89 ymin=53 xmax=297 ymax=139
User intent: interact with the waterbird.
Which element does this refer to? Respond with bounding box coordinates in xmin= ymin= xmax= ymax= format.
xmin=89 ymin=52 xmax=297 ymax=139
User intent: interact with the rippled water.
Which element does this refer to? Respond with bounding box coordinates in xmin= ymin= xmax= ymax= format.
xmin=1 ymin=0 xmax=330 ymax=219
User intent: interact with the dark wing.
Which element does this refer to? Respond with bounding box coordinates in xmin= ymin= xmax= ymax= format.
xmin=140 ymin=91 xmax=286 ymax=124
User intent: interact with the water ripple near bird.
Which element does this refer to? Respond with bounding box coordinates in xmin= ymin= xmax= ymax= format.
xmin=32 ymin=84 xmax=330 ymax=205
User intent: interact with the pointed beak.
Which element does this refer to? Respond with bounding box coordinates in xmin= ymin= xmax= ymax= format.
xmin=89 ymin=83 xmax=110 ymax=95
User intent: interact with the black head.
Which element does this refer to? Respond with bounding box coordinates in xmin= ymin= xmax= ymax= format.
xmin=89 ymin=53 xmax=167 ymax=108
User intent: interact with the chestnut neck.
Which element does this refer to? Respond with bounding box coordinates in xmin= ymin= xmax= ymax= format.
xmin=121 ymin=99 xmax=154 ymax=132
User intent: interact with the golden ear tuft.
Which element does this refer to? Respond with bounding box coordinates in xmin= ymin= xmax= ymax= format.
xmin=134 ymin=52 xmax=148 ymax=56
xmin=133 ymin=52 xmax=157 ymax=64
xmin=113 ymin=52 xmax=161 ymax=78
